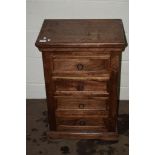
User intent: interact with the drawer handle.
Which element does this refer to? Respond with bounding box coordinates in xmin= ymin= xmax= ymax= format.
xmin=77 ymin=64 xmax=84 ymax=70
xmin=79 ymin=104 xmax=84 ymax=109
xmin=79 ymin=120 xmax=86 ymax=126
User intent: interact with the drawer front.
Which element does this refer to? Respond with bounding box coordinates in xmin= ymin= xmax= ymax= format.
xmin=56 ymin=116 xmax=111 ymax=132
xmin=54 ymin=79 xmax=109 ymax=92
xmin=55 ymin=97 xmax=109 ymax=110
xmin=53 ymin=57 xmax=110 ymax=72
xmin=56 ymin=116 xmax=105 ymax=126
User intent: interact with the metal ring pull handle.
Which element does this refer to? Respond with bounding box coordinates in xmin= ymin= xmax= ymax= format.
xmin=79 ymin=120 xmax=86 ymax=126
xmin=79 ymin=104 xmax=85 ymax=109
xmin=77 ymin=64 xmax=84 ymax=70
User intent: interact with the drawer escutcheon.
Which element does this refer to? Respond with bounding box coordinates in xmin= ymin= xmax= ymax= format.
xmin=79 ymin=104 xmax=85 ymax=109
xmin=79 ymin=120 xmax=86 ymax=126
xmin=77 ymin=64 xmax=84 ymax=70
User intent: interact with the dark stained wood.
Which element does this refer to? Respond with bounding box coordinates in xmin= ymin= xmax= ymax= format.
xmin=53 ymin=56 xmax=110 ymax=72
xmin=56 ymin=118 xmax=115 ymax=132
xmin=47 ymin=131 xmax=118 ymax=140
xmin=35 ymin=19 xmax=127 ymax=141
xmin=54 ymin=91 xmax=109 ymax=97
xmin=51 ymin=49 xmax=120 ymax=54
xmin=109 ymin=53 xmax=122 ymax=130
xmin=42 ymin=52 xmax=56 ymax=130
xmin=54 ymin=79 xmax=109 ymax=92
xmin=55 ymin=109 xmax=109 ymax=116
xmin=52 ymin=71 xmax=110 ymax=77
xmin=56 ymin=116 xmax=109 ymax=126
xmin=35 ymin=19 xmax=127 ymax=49
xmin=55 ymin=97 xmax=109 ymax=110
xmin=57 ymin=125 xmax=108 ymax=132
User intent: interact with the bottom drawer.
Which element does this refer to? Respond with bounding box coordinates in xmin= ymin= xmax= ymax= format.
xmin=56 ymin=116 xmax=115 ymax=132
xmin=56 ymin=116 xmax=105 ymax=126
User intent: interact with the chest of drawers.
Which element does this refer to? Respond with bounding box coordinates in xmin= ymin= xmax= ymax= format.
xmin=35 ymin=19 xmax=127 ymax=140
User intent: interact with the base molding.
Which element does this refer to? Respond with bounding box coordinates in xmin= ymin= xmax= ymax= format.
xmin=47 ymin=131 xmax=118 ymax=141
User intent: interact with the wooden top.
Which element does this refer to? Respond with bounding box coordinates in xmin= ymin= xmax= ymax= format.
xmin=35 ymin=19 xmax=127 ymax=49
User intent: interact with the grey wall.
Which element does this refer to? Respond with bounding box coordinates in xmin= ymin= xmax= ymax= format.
xmin=26 ymin=0 xmax=129 ymax=99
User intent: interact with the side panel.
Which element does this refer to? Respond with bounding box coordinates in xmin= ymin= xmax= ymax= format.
xmin=42 ymin=52 xmax=56 ymax=130
xmin=109 ymin=52 xmax=122 ymax=131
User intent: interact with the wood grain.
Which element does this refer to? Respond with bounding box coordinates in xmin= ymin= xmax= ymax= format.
xmin=56 ymin=116 xmax=108 ymax=126
xmin=55 ymin=109 xmax=109 ymax=116
xmin=54 ymin=79 xmax=109 ymax=92
xmin=55 ymin=97 xmax=109 ymax=110
xmin=35 ymin=19 xmax=127 ymax=49
xmin=54 ymin=91 xmax=109 ymax=97
xmin=57 ymin=125 xmax=108 ymax=132
xmin=42 ymin=52 xmax=56 ymax=130
xmin=35 ymin=19 xmax=127 ymax=141
xmin=53 ymin=57 xmax=110 ymax=72
xmin=47 ymin=131 xmax=118 ymax=140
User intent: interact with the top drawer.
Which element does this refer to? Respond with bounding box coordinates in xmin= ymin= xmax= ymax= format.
xmin=52 ymin=55 xmax=110 ymax=72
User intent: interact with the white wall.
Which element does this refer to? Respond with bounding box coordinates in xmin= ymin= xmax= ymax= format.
xmin=26 ymin=0 xmax=129 ymax=100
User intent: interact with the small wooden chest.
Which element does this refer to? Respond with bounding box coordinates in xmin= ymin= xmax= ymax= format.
xmin=35 ymin=19 xmax=127 ymax=140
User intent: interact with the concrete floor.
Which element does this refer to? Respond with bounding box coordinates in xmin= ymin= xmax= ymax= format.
xmin=26 ymin=100 xmax=129 ymax=155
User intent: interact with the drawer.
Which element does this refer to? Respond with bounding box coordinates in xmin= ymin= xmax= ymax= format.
xmin=55 ymin=97 xmax=109 ymax=110
xmin=53 ymin=78 xmax=110 ymax=92
xmin=56 ymin=117 xmax=115 ymax=132
xmin=53 ymin=56 xmax=110 ymax=72
xmin=56 ymin=116 xmax=106 ymax=126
